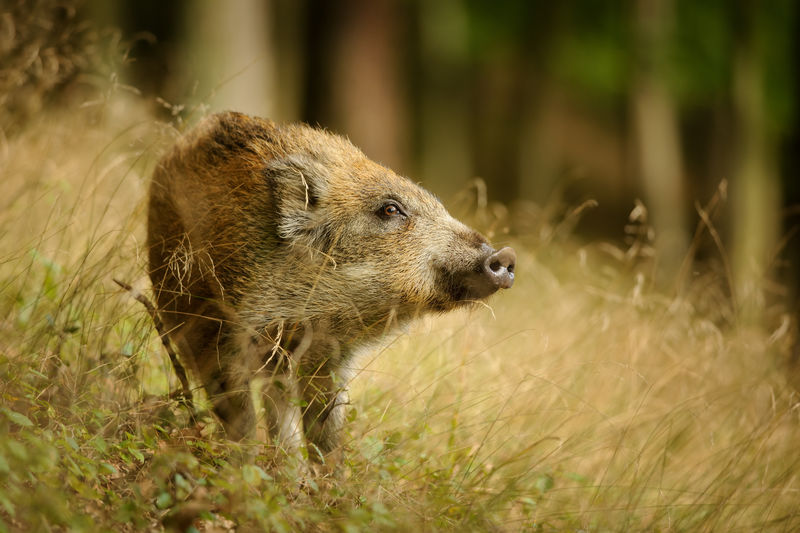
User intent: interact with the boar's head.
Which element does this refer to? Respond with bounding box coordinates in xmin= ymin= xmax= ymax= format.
xmin=262 ymin=134 xmax=516 ymax=330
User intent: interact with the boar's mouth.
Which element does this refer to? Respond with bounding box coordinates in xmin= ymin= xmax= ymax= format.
xmin=437 ymin=246 xmax=516 ymax=306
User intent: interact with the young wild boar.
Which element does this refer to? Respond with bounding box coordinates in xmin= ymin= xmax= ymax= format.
xmin=147 ymin=112 xmax=515 ymax=456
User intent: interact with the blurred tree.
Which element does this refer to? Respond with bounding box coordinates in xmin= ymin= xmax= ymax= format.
xmin=515 ymin=2 xmax=566 ymax=205
xmin=535 ymin=3 xmax=633 ymax=232
xmin=325 ymin=0 xmax=409 ymax=172
xmin=271 ymin=0 xmax=306 ymax=121
xmin=179 ymin=0 xmax=276 ymax=119
xmin=730 ymin=0 xmax=783 ymax=319
xmin=464 ymin=0 xmax=545 ymax=205
xmin=630 ymin=0 xmax=689 ymax=284
xmin=786 ymin=4 xmax=800 ymax=326
xmin=95 ymin=0 xmax=184 ymax=103
xmin=71 ymin=0 xmax=799 ymax=319
xmin=300 ymin=0 xmax=335 ymax=125
xmin=413 ymin=0 xmax=472 ymax=199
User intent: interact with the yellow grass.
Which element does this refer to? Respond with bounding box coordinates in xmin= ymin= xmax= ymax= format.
xmin=1 ymin=99 xmax=798 ymax=531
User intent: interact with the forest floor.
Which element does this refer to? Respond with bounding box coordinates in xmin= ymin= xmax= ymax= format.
xmin=1 ymin=101 xmax=799 ymax=532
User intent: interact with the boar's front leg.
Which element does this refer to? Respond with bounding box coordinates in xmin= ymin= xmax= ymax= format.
xmin=298 ymin=358 xmax=350 ymax=456
xmin=262 ymin=372 xmax=306 ymax=453
xmin=205 ymin=368 xmax=256 ymax=441
xmin=201 ymin=329 xmax=258 ymax=441
xmin=156 ymin=291 xmax=257 ymax=441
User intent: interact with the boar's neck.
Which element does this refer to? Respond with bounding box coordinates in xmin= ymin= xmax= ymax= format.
xmin=248 ymin=308 xmax=411 ymax=367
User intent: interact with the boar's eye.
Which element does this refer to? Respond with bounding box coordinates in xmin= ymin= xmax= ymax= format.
xmin=377 ymin=202 xmax=406 ymax=220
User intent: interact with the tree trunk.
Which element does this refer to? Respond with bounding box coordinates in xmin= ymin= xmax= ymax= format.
xmin=327 ymin=0 xmax=408 ymax=172
xmin=415 ymin=0 xmax=472 ymax=200
xmin=730 ymin=0 xmax=781 ymax=321
xmin=631 ymin=0 xmax=689 ymax=284
xmin=179 ymin=0 xmax=276 ymax=119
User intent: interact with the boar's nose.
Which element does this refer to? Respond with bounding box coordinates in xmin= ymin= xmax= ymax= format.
xmin=483 ymin=246 xmax=516 ymax=290
xmin=452 ymin=244 xmax=517 ymax=301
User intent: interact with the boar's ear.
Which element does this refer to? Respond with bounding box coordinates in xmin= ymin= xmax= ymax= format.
xmin=265 ymin=153 xmax=331 ymax=246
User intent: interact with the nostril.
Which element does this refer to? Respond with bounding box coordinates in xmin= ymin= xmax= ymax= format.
xmin=482 ymin=246 xmax=516 ymax=291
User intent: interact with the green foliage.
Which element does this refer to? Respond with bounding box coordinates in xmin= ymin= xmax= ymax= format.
xmin=756 ymin=0 xmax=798 ymax=135
xmin=670 ymin=0 xmax=734 ymax=106
xmin=552 ymin=2 xmax=631 ymax=105
xmin=1 ymin=80 xmax=799 ymax=533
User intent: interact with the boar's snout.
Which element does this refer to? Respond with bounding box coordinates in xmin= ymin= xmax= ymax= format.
xmin=456 ymin=245 xmax=516 ymax=301
xmin=484 ymin=246 xmax=516 ymax=290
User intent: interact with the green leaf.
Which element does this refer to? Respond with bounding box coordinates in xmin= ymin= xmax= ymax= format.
xmin=91 ymin=436 xmax=108 ymax=454
xmin=519 ymin=497 xmax=537 ymax=508
xmin=360 ymin=436 xmax=384 ymax=462
xmin=5 ymin=440 xmax=27 ymax=462
xmin=128 ymin=447 xmax=144 ymax=462
xmin=65 ymin=436 xmax=79 ymax=451
xmin=1 ymin=408 xmax=33 ymax=428
xmin=156 ymin=491 xmax=173 ymax=509
xmin=566 ymin=471 xmax=588 ymax=483
xmin=242 ymin=464 xmax=270 ymax=486
xmin=174 ymin=473 xmax=192 ymax=493
xmin=100 ymin=462 xmax=118 ymax=475
xmin=535 ymin=474 xmax=554 ymax=493
xmin=0 ymin=492 xmax=14 ymax=516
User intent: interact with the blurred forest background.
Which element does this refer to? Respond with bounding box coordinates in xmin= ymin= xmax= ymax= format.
xmin=4 ymin=0 xmax=800 ymax=316
xmin=4 ymin=2 xmax=800 ymax=529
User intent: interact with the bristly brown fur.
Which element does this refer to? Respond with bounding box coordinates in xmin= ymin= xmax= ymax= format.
xmin=147 ymin=111 xmax=510 ymax=455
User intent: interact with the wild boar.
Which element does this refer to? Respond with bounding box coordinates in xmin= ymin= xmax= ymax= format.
xmin=147 ymin=111 xmax=515 ymax=456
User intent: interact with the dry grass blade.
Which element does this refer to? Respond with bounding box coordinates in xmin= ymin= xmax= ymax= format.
xmin=113 ymin=277 xmax=195 ymax=414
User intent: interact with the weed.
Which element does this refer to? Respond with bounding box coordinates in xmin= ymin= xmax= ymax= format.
xmin=1 ymin=98 xmax=799 ymax=532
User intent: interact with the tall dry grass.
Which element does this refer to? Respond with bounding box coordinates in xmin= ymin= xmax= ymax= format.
xmin=0 ymin=97 xmax=798 ymax=531
xmin=350 ymin=241 xmax=799 ymax=530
